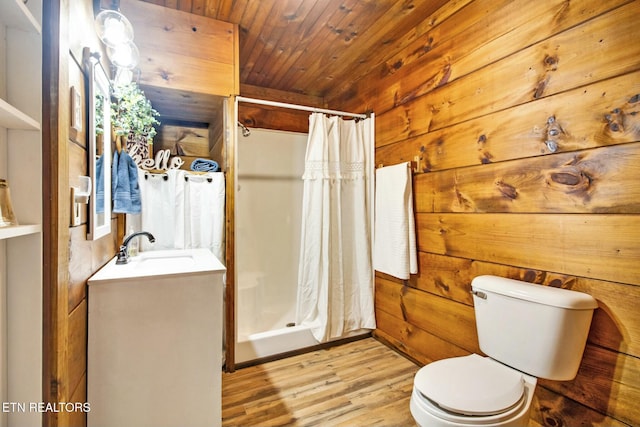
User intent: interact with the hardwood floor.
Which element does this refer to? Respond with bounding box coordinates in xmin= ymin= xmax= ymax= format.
xmin=222 ymin=337 xmax=420 ymax=426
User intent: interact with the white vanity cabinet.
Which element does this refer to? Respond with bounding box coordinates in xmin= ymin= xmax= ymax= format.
xmin=87 ymin=249 xmax=225 ymax=427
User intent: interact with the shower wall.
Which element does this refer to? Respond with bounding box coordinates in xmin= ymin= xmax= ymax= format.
xmin=236 ymin=128 xmax=307 ymax=340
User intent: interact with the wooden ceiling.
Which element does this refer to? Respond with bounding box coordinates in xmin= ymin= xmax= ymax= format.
xmin=138 ymin=0 xmax=449 ymax=101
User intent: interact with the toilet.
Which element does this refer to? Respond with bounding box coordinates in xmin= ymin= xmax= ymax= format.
xmin=410 ymin=275 xmax=598 ymax=427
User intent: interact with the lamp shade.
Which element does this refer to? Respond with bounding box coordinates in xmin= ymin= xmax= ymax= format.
xmin=95 ymin=9 xmax=134 ymax=47
xmin=113 ymin=67 xmax=134 ymax=87
xmin=107 ymin=41 xmax=140 ymax=69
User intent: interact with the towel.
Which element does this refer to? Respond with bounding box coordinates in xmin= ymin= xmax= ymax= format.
xmin=139 ymin=169 xmax=184 ymax=251
xmin=373 ymin=162 xmax=418 ymax=279
xmin=112 ymin=150 xmax=142 ymax=214
xmin=190 ymin=158 xmax=219 ymax=172
xmin=184 ymin=172 xmax=225 ymax=261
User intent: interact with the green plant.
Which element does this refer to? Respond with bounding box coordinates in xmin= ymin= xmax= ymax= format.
xmin=111 ymin=83 xmax=160 ymax=139
xmin=95 ymin=92 xmax=106 ymax=135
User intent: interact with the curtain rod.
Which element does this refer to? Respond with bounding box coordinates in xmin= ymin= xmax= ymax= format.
xmin=236 ymin=96 xmax=368 ymax=119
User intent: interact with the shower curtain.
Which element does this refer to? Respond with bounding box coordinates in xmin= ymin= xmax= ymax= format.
xmin=296 ymin=113 xmax=376 ymax=342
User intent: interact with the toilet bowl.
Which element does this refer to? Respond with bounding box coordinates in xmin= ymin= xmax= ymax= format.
xmin=410 ymin=354 xmax=536 ymax=426
xmin=410 ymin=275 xmax=598 ymax=427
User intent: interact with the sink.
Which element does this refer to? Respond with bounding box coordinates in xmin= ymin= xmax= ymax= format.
xmin=88 ymin=248 xmax=225 ymax=283
xmin=136 ymin=253 xmax=197 ymax=270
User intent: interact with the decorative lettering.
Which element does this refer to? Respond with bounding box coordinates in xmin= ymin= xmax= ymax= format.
xmin=129 ymin=146 xmax=184 ymax=171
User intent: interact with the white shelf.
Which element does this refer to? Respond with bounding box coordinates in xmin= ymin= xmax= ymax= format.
xmin=1 ymin=0 xmax=42 ymax=424
xmin=0 ymin=98 xmax=40 ymax=130
xmin=0 ymin=0 xmax=41 ymax=34
xmin=0 ymin=224 xmax=42 ymax=240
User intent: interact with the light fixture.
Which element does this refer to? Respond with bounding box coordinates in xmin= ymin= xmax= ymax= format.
xmin=107 ymin=41 xmax=140 ymax=69
xmin=95 ymin=9 xmax=134 ymax=48
xmin=113 ymin=67 xmax=134 ymax=87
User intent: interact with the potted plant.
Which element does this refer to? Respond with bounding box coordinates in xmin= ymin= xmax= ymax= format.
xmin=111 ymin=82 xmax=160 ymax=157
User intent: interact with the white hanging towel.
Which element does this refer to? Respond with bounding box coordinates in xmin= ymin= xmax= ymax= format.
xmin=373 ymin=162 xmax=418 ymax=279
xmin=183 ymin=172 xmax=225 ymax=262
xmin=139 ymin=169 xmax=185 ymax=251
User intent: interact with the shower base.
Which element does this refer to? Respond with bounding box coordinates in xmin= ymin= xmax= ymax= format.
xmin=235 ymin=324 xmax=370 ymax=364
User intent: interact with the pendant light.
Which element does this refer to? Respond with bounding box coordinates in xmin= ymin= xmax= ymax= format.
xmin=94 ymin=9 xmax=134 ymax=48
xmin=107 ymin=41 xmax=140 ymax=69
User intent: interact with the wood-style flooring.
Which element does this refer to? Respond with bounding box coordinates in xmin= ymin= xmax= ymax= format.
xmin=222 ymin=337 xmax=420 ymax=426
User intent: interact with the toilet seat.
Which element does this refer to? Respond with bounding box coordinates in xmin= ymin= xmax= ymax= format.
xmin=413 ymin=354 xmax=525 ymax=416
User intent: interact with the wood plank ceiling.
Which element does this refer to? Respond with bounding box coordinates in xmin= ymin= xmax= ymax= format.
xmin=138 ymin=0 xmax=449 ymax=101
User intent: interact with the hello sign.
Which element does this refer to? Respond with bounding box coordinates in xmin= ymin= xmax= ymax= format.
xmin=130 ymin=145 xmax=185 ymax=171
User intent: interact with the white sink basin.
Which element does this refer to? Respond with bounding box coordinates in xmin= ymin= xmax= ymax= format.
xmin=88 ymin=248 xmax=225 ymax=283
xmin=136 ymin=253 xmax=197 ymax=270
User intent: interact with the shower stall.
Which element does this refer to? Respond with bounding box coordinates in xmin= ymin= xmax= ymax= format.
xmin=233 ymin=97 xmax=375 ymax=365
xmin=234 ymin=128 xmax=317 ymax=363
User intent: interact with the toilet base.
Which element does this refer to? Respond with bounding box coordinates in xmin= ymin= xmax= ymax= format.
xmin=410 ymin=374 xmax=536 ymax=427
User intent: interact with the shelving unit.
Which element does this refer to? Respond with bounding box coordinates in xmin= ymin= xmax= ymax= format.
xmin=0 ymin=1 xmax=43 ymax=426
xmin=0 ymin=225 xmax=42 ymax=240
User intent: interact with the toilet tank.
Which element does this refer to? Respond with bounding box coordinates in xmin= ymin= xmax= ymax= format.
xmin=471 ymin=275 xmax=598 ymax=381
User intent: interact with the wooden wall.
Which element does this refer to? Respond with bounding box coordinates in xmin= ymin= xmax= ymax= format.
xmin=47 ymin=2 xmax=244 ymax=421
xmin=121 ymin=0 xmax=238 ymax=97
xmin=328 ymin=0 xmax=640 ymax=426
xmin=43 ymin=1 xmax=120 ymax=426
xmin=238 ymin=83 xmax=325 ymax=133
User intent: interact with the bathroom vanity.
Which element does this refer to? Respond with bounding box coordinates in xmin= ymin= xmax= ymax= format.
xmin=87 ymin=248 xmax=225 ymax=427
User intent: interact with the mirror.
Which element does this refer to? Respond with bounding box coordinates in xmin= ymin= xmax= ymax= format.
xmin=85 ymin=48 xmax=112 ymax=240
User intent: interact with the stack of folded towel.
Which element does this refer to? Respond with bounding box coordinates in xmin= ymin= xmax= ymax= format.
xmin=190 ymin=158 xmax=220 ymax=172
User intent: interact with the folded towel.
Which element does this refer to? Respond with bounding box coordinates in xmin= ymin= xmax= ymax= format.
xmin=190 ymin=158 xmax=220 ymax=172
xmin=112 ymin=150 xmax=142 ymax=214
xmin=373 ymin=162 xmax=418 ymax=279
xmin=95 ymin=154 xmax=104 ymax=213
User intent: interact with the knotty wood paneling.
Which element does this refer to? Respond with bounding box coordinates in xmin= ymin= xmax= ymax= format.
xmin=414 ymin=144 xmax=640 ymax=214
xmin=376 ymin=71 xmax=640 ymax=172
xmin=66 ymin=300 xmax=87 ymax=403
xmin=541 ymin=344 xmax=640 ymax=427
xmin=417 ymin=213 xmax=640 ymax=285
xmin=121 ymin=0 xmax=238 ymax=96
xmin=373 ymin=310 xmax=469 ymax=365
xmin=332 ymin=0 xmax=632 ymax=117
xmin=44 ymin=2 xmax=122 ymax=426
xmin=238 ymin=84 xmax=325 ymax=133
xmin=327 ymin=0 xmax=640 ymax=425
xmin=531 ymin=385 xmax=628 ymax=427
xmin=237 ymin=105 xmax=310 ymax=134
xmin=376 ymin=278 xmax=480 ymax=354
xmin=375 ymin=1 xmax=640 ymax=148
xmin=389 ymin=251 xmax=640 ymax=359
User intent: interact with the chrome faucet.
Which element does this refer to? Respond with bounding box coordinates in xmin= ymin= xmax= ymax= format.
xmin=116 ymin=231 xmax=156 ymax=264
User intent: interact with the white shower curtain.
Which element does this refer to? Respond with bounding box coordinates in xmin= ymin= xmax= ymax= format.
xmin=296 ymin=113 xmax=376 ymax=342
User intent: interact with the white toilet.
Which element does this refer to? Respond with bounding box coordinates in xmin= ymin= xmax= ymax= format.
xmin=410 ymin=275 xmax=598 ymax=427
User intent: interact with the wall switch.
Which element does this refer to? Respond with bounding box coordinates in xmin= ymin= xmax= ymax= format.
xmin=70 ymin=187 xmax=81 ymax=226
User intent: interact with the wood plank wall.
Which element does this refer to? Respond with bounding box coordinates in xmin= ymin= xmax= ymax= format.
xmin=238 ymin=83 xmax=326 ymax=133
xmin=47 ymin=1 xmax=245 ymax=423
xmin=121 ymin=0 xmax=239 ymax=98
xmin=328 ymin=0 xmax=640 ymax=426
xmin=43 ymin=1 xmax=121 ymax=426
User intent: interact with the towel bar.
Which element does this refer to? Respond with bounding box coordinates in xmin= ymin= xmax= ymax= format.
xmin=376 ymin=161 xmax=417 ymax=173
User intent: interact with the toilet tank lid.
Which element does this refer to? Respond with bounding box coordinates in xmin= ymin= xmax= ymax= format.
xmin=471 ymin=276 xmax=598 ymax=310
